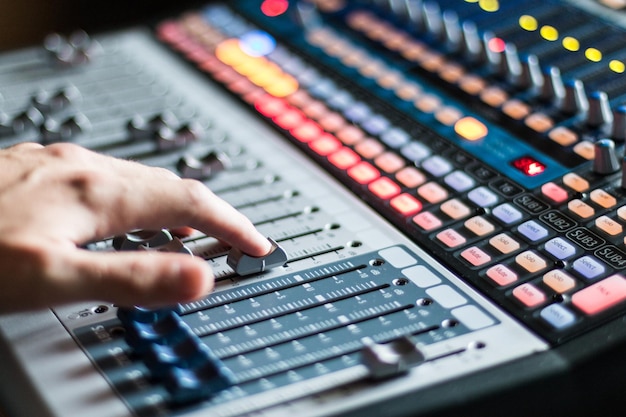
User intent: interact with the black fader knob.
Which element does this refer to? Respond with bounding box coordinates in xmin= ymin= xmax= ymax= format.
xmin=593 ymin=138 xmax=620 ymax=175
xmin=177 ymin=150 xmax=232 ymax=180
xmin=611 ymin=105 xmax=626 ymax=142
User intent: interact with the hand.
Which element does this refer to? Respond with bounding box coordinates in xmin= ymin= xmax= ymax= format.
xmin=0 ymin=142 xmax=271 ymax=312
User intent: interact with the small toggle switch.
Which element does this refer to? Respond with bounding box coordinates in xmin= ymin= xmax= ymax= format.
xmin=227 ymin=237 xmax=287 ymax=276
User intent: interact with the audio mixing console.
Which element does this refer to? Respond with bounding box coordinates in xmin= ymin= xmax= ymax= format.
xmin=2 ymin=0 xmax=626 ymax=416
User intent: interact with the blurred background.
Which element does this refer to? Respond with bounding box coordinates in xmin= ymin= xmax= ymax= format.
xmin=0 ymin=0 xmax=200 ymax=50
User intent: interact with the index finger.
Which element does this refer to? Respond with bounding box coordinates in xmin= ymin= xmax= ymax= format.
xmin=89 ymin=166 xmax=272 ymax=257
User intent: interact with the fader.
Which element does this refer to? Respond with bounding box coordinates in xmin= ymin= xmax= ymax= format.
xmin=3 ymin=1 xmax=626 ymax=416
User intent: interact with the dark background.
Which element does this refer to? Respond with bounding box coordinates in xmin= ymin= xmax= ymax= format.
xmin=0 ymin=0 xmax=202 ymax=51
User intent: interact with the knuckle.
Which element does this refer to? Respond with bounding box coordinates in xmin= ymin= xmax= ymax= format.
xmin=45 ymin=142 xmax=88 ymax=160
xmin=181 ymin=178 xmax=211 ymax=206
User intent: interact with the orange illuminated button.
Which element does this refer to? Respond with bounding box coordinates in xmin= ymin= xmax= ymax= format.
xmin=255 ymin=95 xmax=290 ymax=117
xmin=390 ymin=193 xmax=422 ymax=216
xmin=454 ymin=117 xmax=488 ymax=141
xmin=265 ymin=75 xmax=299 ymax=98
xmin=291 ymin=120 xmax=323 ymax=143
xmin=347 ymin=161 xmax=381 ymax=185
xmin=309 ymin=134 xmax=342 ymax=156
xmin=328 ymin=147 xmax=360 ymax=169
xmin=368 ymin=176 xmax=401 ymax=199
xmin=274 ymin=109 xmax=305 ymax=130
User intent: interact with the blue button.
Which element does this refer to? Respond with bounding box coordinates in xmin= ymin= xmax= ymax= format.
xmin=326 ymin=90 xmax=353 ymax=110
xmin=308 ymin=79 xmax=336 ymax=99
xmin=467 ymin=186 xmax=498 ymax=207
xmin=381 ymin=128 xmax=410 ymax=148
xmin=573 ymin=256 xmax=606 ymax=279
xmin=401 ymin=142 xmax=431 ymax=162
xmin=518 ymin=220 xmax=549 ymax=242
xmin=540 ymin=304 xmax=576 ymax=329
xmin=492 ymin=203 xmax=523 ymax=224
xmin=344 ymin=102 xmax=371 ymax=123
xmin=544 ymin=237 xmax=576 ymax=260
xmin=362 ymin=115 xmax=390 ymax=135
xmin=421 ymin=155 xmax=452 ymax=177
xmin=444 ymin=171 xmax=475 ymax=192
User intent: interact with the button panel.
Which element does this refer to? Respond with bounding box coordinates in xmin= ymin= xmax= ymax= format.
xmin=153 ymin=2 xmax=626 ymax=348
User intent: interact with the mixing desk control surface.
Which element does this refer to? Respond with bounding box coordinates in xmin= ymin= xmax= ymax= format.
xmin=2 ymin=0 xmax=626 ymax=416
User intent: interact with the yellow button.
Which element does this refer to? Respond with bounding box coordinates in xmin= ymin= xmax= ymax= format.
xmin=454 ymin=116 xmax=488 ymax=141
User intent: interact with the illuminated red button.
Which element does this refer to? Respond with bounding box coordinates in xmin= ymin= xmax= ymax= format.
xmin=328 ymin=147 xmax=360 ymax=169
xmin=390 ymin=193 xmax=422 ymax=216
xmin=309 ymin=134 xmax=341 ymax=156
xmin=255 ymin=95 xmax=289 ymax=117
xmin=273 ymin=109 xmax=305 ymax=129
xmin=572 ymin=275 xmax=626 ymax=315
xmin=291 ymin=120 xmax=323 ymax=143
xmin=368 ymin=176 xmax=401 ymax=199
xmin=347 ymin=161 xmax=380 ymax=185
xmin=512 ymin=283 xmax=546 ymax=308
xmin=541 ymin=182 xmax=568 ymax=203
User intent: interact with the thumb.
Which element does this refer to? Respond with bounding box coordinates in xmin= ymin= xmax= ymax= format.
xmin=50 ymin=250 xmax=215 ymax=308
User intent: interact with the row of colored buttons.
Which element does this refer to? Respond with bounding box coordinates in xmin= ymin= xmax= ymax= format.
xmin=304 ymin=25 xmax=489 ymax=142
xmin=157 ymin=8 xmax=626 ymax=334
xmin=344 ymin=9 xmax=596 ymax=162
xmin=540 ymin=173 xmax=626 ymax=244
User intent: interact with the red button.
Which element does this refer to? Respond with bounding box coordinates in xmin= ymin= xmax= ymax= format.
xmin=273 ymin=109 xmax=305 ymax=129
xmin=255 ymin=95 xmax=289 ymax=117
xmin=368 ymin=176 xmax=401 ymax=199
xmin=572 ymin=275 xmax=626 ymax=315
xmin=541 ymin=182 xmax=568 ymax=203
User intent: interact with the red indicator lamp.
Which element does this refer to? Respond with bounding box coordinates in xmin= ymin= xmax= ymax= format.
xmin=261 ymin=0 xmax=289 ymax=17
xmin=511 ymin=156 xmax=546 ymax=176
xmin=487 ymin=37 xmax=506 ymax=53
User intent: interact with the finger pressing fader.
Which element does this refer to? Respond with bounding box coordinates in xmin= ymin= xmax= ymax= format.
xmin=226 ymin=237 xmax=287 ymax=276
